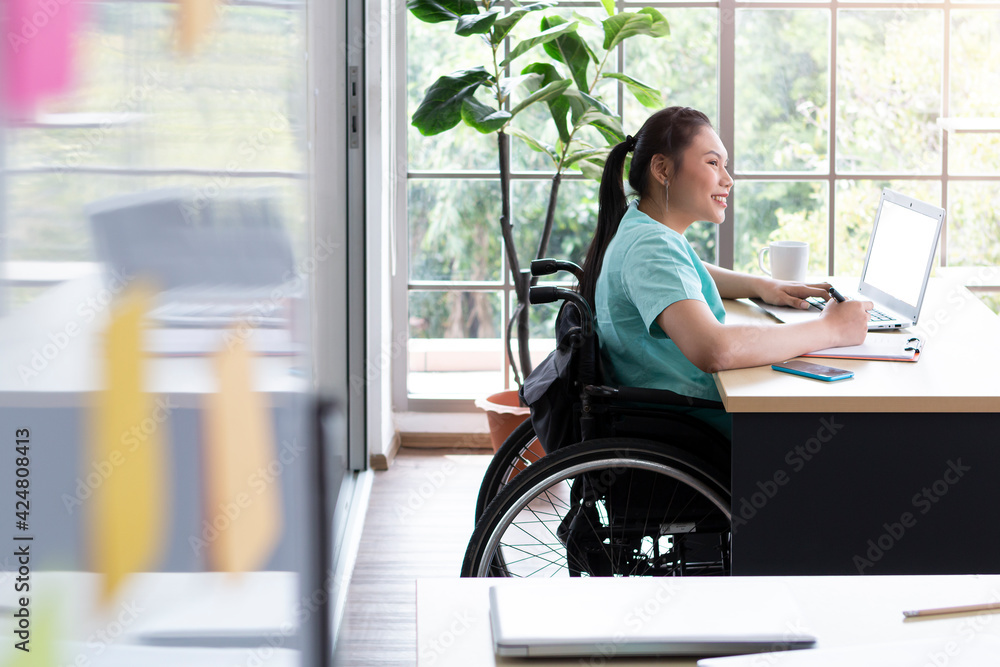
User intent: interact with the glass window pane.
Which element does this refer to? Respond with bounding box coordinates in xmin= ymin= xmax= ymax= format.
xmin=946 ymin=182 xmax=1000 ymax=267
xmin=836 ymin=10 xmax=943 ymax=175
xmin=407 ymin=12 xmax=496 ymax=171
xmin=621 ymin=8 xmax=718 ymax=132
xmin=511 ymin=178 xmax=596 ymax=278
xmin=408 ymin=290 xmax=502 ymax=396
xmin=408 ymin=179 xmax=502 ymax=282
xmin=509 ymin=7 xmax=612 ymax=173
xmin=733 ymin=181 xmax=829 ymax=277
xmin=735 ymin=9 xmax=829 ymax=174
xmin=3 ymin=1 xmax=308 ymax=292
xmin=948 ymin=10 xmax=1000 ymax=176
xmin=834 ymin=180 xmax=941 ymax=277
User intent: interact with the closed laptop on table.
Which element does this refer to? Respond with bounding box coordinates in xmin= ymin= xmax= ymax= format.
xmin=489 ymin=578 xmax=817 ymax=658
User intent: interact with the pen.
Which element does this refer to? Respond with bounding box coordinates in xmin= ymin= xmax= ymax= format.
xmin=828 ymin=286 xmax=846 ymax=303
xmin=903 ymin=602 xmax=1000 ymax=618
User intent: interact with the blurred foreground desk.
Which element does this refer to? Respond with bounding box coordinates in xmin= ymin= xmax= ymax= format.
xmin=716 ymin=278 xmax=1000 ymax=575
xmin=416 ymin=576 xmax=1000 ymax=666
xmin=0 ymin=571 xmax=300 ymax=665
xmin=0 ymin=276 xmax=310 ymax=571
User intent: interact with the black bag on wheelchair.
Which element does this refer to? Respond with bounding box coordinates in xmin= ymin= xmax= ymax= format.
xmin=518 ymin=300 xmax=601 ymax=454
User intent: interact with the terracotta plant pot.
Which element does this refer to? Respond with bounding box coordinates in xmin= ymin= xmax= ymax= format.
xmin=475 ymin=389 xmax=531 ymax=453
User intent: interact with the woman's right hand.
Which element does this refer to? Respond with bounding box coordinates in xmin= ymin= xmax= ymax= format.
xmin=820 ymin=298 xmax=872 ymax=347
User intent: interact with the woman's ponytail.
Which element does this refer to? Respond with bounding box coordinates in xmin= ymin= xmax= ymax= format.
xmin=579 ymin=137 xmax=634 ymax=307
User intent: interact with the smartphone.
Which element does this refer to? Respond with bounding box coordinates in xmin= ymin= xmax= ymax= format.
xmin=771 ymin=359 xmax=854 ymax=382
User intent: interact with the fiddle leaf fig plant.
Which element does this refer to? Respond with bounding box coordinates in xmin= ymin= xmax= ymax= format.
xmin=409 ymin=0 xmax=670 ymax=388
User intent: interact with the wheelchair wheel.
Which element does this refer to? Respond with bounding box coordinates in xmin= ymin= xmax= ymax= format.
xmin=474 ymin=419 xmax=546 ymax=521
xmin=462 ymin=438 xmax=731 ymax=578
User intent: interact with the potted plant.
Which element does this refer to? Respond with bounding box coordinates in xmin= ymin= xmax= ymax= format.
xmin=408 ymin=0 xmax=669 ymax=446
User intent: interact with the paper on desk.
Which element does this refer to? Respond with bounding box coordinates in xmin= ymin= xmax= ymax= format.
xmin=88 ymin=285 xmax=168 ymax=603
xmin=202 ymin=332 xmax=282 ymax=572
xmin=698 ymin=635 xmax=1000 ymax=666
xmin=801 ymin=332 xmax=923 ymax=362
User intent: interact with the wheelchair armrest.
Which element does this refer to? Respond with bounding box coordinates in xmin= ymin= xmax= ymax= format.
xmin=530 ymin=258 xmax=584 ymax=282
xmin=585 ymin=384 xmax=725 ymax=411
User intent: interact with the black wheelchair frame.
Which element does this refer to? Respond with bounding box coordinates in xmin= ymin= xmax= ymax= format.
xmin=462 ymin=259 xmax=734 ymax=578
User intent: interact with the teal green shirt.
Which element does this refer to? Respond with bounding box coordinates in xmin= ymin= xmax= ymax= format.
xmin=595 ymin=202 xmax=731 ymax=438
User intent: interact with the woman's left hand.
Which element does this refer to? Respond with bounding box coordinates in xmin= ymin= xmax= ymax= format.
xmin=758 ymin=278 xmax=832 ymax=310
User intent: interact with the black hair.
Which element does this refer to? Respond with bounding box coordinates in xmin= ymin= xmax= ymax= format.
xmin=579 ymin=106 xmax=713 ymax=307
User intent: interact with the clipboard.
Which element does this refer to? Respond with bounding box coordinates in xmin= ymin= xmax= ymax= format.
xmin=801 ymin=333 xmax=923 ymax=362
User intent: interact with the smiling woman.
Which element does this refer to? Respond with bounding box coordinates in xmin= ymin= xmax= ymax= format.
xmin=581 ymin=106 xmax=871 ymax=440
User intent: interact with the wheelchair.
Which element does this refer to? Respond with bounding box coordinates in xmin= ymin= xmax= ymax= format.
xmin=462 ymin=259 xmax=733 ymax=578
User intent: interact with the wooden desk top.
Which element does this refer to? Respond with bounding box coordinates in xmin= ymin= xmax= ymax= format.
xmin=416 ymin=575 xmax=1000 ymax=667
xmin=714 ymin=277 xmax=1000 ymax=413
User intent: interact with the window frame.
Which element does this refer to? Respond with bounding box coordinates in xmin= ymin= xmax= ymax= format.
xmin=396 ymin=0 xmax=1000 ymax=413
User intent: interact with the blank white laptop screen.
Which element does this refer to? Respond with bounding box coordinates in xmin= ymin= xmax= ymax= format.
xmin=862 ymin=198 xmax=943 ymax=309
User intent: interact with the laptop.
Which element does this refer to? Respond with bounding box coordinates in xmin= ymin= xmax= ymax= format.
xmin=752 ymin=189 xmax=945 ymax=330
xmin=489 ymin=579 xmax=817 ymax=658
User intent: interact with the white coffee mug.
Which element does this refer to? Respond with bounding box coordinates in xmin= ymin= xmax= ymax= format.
xmin=758 ymin=241 xmax=809 ymax=282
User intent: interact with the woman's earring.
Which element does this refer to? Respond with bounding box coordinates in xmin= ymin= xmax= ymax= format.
xmin=664 ymin=180 xmax=669 ymax=208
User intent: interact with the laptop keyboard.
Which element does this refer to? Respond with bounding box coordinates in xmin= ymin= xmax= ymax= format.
xmin=805 ymin=296 xmax=895 ymax=322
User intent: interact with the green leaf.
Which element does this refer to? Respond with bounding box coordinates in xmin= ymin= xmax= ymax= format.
xmin=576 ymin=158 xmax=605 ymax=182
xmin=562 ymin=89 xmax=589 ymax=124
xmin=407 ymin=0 xmax=479 ymax=24
xmin=508 ymin=127 xmax=559 ymax=164
xmin=579 ymin=91 xmax=615 ymax=117
xmin=571 ymin=11 xmax=598 ymax=27
xmin=411 ymin=67 xmax=492 ymax=136
xmin=490 ymin=2 xmax=555 ymax=43
xmin=461 ymin=96 xmax=512 ymax=133
xmin=499 ymin=73 xmax=543 ymax=101
xmin=456 ymin=9 xmax=500 ymax=36
xmin=599 ymin=0 xmax=614 ymax=16
xmin=510 ymin=78 xmax=572 ymax=117
xmin=564 ymin=147 xmax=609 ymax=167
xmin=602 ymin=72 xmax=662 ymax=108
xmin=540 ymin=15 xmax=590 ymax=92
xmin=521 ymin=63 xmax=572 ymax=144
xmin=501 ymin=20 xmax=579 ymax=67
xmin=601 ymin=8 xmax=670 ymax=51
xmin=580 ymin=109 xmax=625 ymax=144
